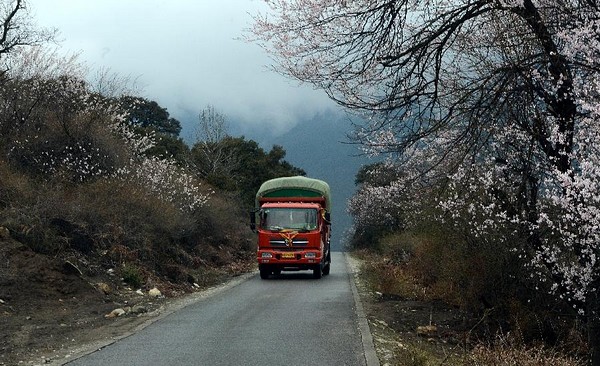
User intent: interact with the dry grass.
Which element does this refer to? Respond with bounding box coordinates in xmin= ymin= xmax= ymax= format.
xmin=465 ymin=335 xmax=584 ymax=366
xmin=353 ymin=233 xmax=587 ymax=365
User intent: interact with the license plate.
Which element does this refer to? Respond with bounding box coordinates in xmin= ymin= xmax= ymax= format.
xmin=282 ymin=252 xmax=295 ymax=259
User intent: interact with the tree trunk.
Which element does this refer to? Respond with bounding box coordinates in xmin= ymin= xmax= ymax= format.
xmin=588 ymin=279 xmax=600 ymax=366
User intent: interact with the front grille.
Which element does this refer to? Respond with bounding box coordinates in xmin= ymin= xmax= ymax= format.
xmin=269 ymin=239 xmax=309 ymax=247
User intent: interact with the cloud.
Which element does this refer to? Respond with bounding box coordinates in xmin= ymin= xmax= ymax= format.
xmin=30 ymin=0 xmax=337 ymax=137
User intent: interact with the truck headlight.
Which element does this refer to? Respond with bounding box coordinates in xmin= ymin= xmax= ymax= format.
xmin=305 ymin=252 xmax=316 ymax=258
xmin=261 ymin=252 xmax=273 ymax=258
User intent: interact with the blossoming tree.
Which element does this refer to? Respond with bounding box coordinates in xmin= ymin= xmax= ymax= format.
xmin=1 ymin=45 xmax=211 ymax=213
xmin=252 ymin=0 xmax=600 ymax=362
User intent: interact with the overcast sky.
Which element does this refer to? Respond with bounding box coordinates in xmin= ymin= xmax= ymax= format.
xmin=29 ymin=0 xmax=339 ymax=139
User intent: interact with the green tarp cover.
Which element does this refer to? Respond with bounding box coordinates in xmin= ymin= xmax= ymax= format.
xmin=256 ymin=176 xmax=331 ymax=211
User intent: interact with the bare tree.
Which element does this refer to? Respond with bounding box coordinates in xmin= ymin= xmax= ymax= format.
xmin=0 ymin=0 xmax=56 ymax=81
xmin=197 ymin=105 xmax=229 ymax=145
xmin=191 ymin=105 xmax=239 ymax=181
xmin=89 ymin=66 xmax=142 ymax=98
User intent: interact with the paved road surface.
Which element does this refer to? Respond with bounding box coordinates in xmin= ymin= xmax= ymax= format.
xmin=66 ymin=252 xmax=372 ymax=366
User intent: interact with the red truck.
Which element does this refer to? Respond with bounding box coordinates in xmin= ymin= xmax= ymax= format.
xmin=250 ymin=176 xmax=331 ymax=279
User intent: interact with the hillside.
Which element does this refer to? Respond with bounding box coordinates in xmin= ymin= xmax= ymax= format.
xmin=0 ymin=230 xmax=254 ymax=365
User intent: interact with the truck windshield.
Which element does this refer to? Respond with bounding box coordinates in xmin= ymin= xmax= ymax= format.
xmin=261 ymin=208 xmax=318 ymax=231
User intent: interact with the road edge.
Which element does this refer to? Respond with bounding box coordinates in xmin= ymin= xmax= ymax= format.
xmin=345 ymin=252 xmax=380 ymax=366
xmin=55 ymin=272 xmax=256 ymax=365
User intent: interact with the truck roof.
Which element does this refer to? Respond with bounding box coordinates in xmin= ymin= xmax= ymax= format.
xmin=261 ymin=202 xmax=322 ymax=209
xmin=256 ymin=176 xmax=331 ymax=211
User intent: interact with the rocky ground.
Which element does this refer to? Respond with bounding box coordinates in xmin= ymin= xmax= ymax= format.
xmin=347 ymin=254 xmax=478 ymax=366
xmin=363 ymin=294 xmax=474 ymax=365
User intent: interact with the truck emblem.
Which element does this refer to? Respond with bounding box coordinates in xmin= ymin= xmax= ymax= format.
xmin=279 ymin=230 xmax=298 ymax=247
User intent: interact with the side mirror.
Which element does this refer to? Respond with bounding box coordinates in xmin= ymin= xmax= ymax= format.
xmin=324 ymin=212 xmax=331 ymax=224
xmin=249 ymin=210 xmax=257 ymax=232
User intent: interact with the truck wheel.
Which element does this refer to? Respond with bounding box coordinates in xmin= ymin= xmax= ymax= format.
xmin=322 ymin=251 xmax=331 ymax=276
xmin=259 ymin=268 xmax=270 ymax=279
xmin=313 ymin=265 xmax=322 ymax=279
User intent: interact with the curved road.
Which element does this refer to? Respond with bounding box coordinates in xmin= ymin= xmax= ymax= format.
xmin=66 ymin=252 xmax=376 ymax=366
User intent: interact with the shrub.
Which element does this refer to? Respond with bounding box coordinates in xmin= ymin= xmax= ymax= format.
xmin=0 ymin=160 xmax=70 ymax=254
xmin=121 ymin=263 xmax=144 ymax=289
xmin=361 ymin=259 xmax=424 ymax=300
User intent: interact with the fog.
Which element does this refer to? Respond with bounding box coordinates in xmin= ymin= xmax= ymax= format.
xmin=30 ymin=0 xmax=339 ymax=137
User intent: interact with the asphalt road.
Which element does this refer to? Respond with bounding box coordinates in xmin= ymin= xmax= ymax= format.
xmin=66 ymin=252 xmax=373 ymax=366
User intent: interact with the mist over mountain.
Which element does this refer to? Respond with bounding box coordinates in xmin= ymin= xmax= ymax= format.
xmin=231 ymin=110 xmax=370 ymax=251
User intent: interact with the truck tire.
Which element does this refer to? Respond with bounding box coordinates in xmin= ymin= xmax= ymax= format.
xmin=259 ymin=267 xmax=270 ymax=279
xmin=322 ymin=252 xmax=331 ymax=275
xmin=313 ymin=265 xmax=322 ymax=279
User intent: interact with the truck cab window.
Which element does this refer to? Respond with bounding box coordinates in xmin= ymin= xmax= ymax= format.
xmin=262 ymin=208 xmax=318 ymax=231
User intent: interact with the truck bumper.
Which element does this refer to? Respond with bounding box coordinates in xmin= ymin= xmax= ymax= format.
xmin=257 ymin=249 xmax=323 ymax=268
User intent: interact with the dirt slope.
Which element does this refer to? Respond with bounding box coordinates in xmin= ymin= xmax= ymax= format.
xmin=0 ymin=236 xmax=250 ymax=366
